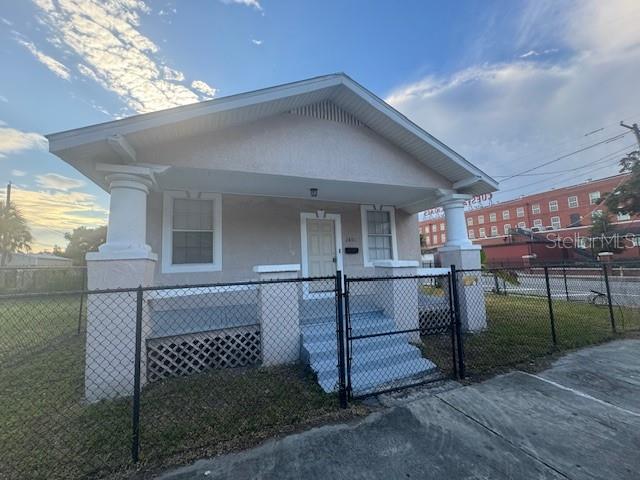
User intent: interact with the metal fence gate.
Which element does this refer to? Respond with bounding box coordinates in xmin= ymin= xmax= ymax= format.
xmin=342 ymin=273 xmax=459 ymax=398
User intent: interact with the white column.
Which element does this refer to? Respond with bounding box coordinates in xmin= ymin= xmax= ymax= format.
xmin=437 ymin=193 xmax=487 ymax=332
xmin=254 ymin=264 xmax=301 ymax=366
xmin=373 ymin=260 xmax=420 ymax=342
xmin=84 ymin=165 xmax=157 ymax=402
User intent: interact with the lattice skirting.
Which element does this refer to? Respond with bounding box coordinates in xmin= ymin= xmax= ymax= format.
xmin=146 ymin=325 xmax=261 ymax=382
xmin=419 ymin=308 xmax=452 ymax=335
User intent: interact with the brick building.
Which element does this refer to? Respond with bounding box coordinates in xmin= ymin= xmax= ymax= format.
xmin=419 ymin=173 xmax=640 ymax=264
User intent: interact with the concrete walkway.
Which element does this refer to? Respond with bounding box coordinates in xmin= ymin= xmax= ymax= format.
xmin=158 ymin=340 xmax=640 ymax=480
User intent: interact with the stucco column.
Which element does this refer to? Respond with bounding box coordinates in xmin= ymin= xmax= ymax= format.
xmin=84 ymin=166 xmax=157 ymax=402
xmin=437 ymin=194 xmax=487 ymax=332
xmin=254 ymin=264 xmax=301 ymax=366
xmin=373 ymin=260 xmax=420 ymax=342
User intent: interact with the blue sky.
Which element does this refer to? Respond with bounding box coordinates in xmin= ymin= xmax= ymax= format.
xmin=0 ymin=0 xmax=639 ymax=250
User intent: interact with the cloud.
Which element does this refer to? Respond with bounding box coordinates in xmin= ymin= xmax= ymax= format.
xmin=2 ymin=185 xmax=107 ymax=251
xmin=32 ymin=0 xmax=217 ymax=113
xmin=519 ymin=48 xmax=559 ymax=58
xmin=35 ymin=173 xmax=85 ymax=191
xmin=191 ymin=80 xmax=217 ymax=98
xmin=0 ymin=126 xmax=47 ymax=157
xmin=252 ymin=39 xmax=263 ymax=46
xmin=17 ymin=39 xmax=71 ymax=80
xmin=11 ymin=170 xmax=27 ymax=177
xmin=386 ymin=0 xmax=640 ymax=200
xmin=221 ymin=0 xmax=263 ymax=11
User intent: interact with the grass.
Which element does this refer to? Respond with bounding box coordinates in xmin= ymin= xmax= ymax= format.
xmin=0 ymin=297 xmax=365 ymax=480
xmin=421 ymin=293 xmax=640 ymax=378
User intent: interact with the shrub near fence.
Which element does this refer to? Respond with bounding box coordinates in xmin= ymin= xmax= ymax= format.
xmin=0 ymin=266 xmax=86 ymax=293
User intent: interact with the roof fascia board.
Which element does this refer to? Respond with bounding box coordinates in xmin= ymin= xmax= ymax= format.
xmin=47 ymin=74 xmax=344 ymax=152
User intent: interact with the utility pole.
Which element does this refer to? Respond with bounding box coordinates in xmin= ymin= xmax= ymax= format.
xmin=620 ymin=121 xmax=640 ymax=149
xmin=5 ymin=181 xmax=11 ymax=207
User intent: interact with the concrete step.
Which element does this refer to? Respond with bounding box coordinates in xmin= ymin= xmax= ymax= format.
xmin=350 ymin=357 xmax=438 ymax=395
xmin=301 ymin=313 xmax=393 ymax=343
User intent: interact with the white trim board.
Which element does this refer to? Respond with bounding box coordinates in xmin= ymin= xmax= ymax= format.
xmin=161 ymin=191 xmax=223 ymax=273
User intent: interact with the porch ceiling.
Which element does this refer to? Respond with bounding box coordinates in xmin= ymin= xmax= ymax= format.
xmin=155 ymin=167 xmax=441 ymax=214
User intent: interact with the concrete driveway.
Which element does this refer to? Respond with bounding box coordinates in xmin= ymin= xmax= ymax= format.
xmin=158 ymin=340 xmax=640 ymax=480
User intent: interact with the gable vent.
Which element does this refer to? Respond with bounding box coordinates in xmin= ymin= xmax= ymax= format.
xmin=289 ymin=101 xmax=364 ymax=127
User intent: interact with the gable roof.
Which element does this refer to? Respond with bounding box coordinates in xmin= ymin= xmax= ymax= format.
xmin=47 ymin=73 xmax=498 ymax=195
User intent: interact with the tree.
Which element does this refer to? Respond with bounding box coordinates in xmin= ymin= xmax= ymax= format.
xmin=0 ymin=201 xmax=33 ymax=266
xmin=603 ymin=150 xmax=640 ymax=217
xmin=62 ymin=226 xmax=107 ymax=265
xmin=589 ymin=211 xmax=624 ymax=256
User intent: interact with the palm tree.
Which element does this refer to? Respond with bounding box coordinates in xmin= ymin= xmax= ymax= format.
xmin=0 ymin=201 xmax=33 ymax=266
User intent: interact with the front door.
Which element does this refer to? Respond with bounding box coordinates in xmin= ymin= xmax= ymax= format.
xmin=306 ymin=219 xmax=337 ymax=279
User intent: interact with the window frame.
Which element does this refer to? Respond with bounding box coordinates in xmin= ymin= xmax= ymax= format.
xmin=589 ymin=191 xmax=600 ymax=205
xmin=467 ymin=217 xmax=473 ymax=226
xmin=517 ymin=221 xmax=526 ymax=229
xmin=568 ymin=195 xmax=579 ymax=208
xmin=533 ymin=218 xmax=543 ymax=228
xmin=479 ymin=227 xmax=486 ymax=238
xmin=490 ymin=225 xmax=498 ymax=237
xmin=516 ymin=207 xmax=525 ymax=218
xmin=549 ymin=200 xmax=558 ymax=212
xmin=531 ymin=203 xmax=541 ymax=214
xmin=503 ymin=224 xmax=511 ymax=235
xmin=360 ymin=205 xmax=398 ymax=267
xmin=478 ymin=215 xmax=485 ymax=225
xmin=502 ymin=210 xmax=510 ymax=220
xmin=489 ymin=212 xmax=497 ymax=222
xmin=468 ymin=229 xmax=475 ymax=239
xmin=617 ymin=212 xmax=631 ymax=221
xmin=162 ymin=191 xmax=223 ymax=273
xmin=550 ymin=216 xmax=561 ymax=229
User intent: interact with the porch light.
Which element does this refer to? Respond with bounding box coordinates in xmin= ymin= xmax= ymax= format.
xmin=310 ymin=188 xmax=318 ymax=197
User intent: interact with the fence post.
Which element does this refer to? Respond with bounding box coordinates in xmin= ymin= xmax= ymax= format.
xmin=493 ymin=272 xmax=501 ymax=295
xmin=446 ymin=272 xmax=458 ymax=379
xmin=543 ymin=267 xmax=557 ymax=346
xmin=343 ymin=275 xmax=352 ymax=400
xmin=131 ymin=286 xmax=143 ymax=463
xmin=602 ymin=265 xmax=616 ymax=333
xmin=335 ymin=271 xmax=348 ymax=409
xmin=562 ymin=266 xmax=569 ymax=301
xmin=450 ymin=265 xmax=465 ymax=379
xmin=77 ymin=268 xmax=86 ymax=335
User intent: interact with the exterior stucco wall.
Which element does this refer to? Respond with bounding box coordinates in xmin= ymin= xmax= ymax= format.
xmin=147 ymin=193 xmax=420 ymax=285
xmin=138 ymin=114 xmax=451 ymax=190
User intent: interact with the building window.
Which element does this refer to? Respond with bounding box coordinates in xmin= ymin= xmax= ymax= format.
xmin=424 ymin=225 xmax=430 ymax=234
xmin=549 ymin=200 xmax=558 ymax=212
xmin=362 ymin=206 xmax=397 ymax=265
xmin=468 ymin=229 xmax=475 ymax=239
xmin=503 ymin=224 xmax=511 ymax=235
xmin=433 ymin=235 xmax=438 ymax=245
xmin=516 ymin=207 xmax=525 ymax=218
xmin=551 ymin=216 xmax=561 ymax=229
xmin=440 ymin=223 xmax=445 ymax=231
xmin=425 ymin=236 xmax=431 ymax=245
xmin=467 ymin=217 xmax=473 ymax=226
xmin=532 ymin=203 xmax=541 ymax=214
xmin=502 ymin=210 xmax=510 ymax=220
xmin=441 ymin=233 xmax=446 ymax=243
xmin=632 ymin=236 xmax=640 ymax=247
xmin=490 ymin=226 xmax=498 ymax=237
xmin=533 ymin=219 xmax=543 ymax=228
xmin=569 ymin=213 xmax=581 ymax=227
xmin=589 ymin=191 xmax=600 ymax=205
xmin=489 ymin=212 xmax=496 ymax=222
xmin=478 ymin=215 xmax=485 ymax=224
xmin=162 ymin=192 xmax=222 ymax=273
xmin=517 ymin=221 xmax=526 ymax=228
xmin=479 ymin=227 xmax=486 ymax=238
xmin=568 ymin=195 xmax=579 ymax=208
xmin=617 ymin=212 xmax=631 ymax=221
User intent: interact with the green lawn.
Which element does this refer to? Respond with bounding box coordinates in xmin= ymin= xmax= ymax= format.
xmin=422 ymin=293 xmax=640 ymax=378
xmin=0 ymin=297 xmax=364 ymax=480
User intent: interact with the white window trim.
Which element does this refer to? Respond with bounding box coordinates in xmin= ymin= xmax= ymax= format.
xmin=589 ymin=192 xmax=600 ymax=205
xmin=360 ymin=205 xmax=398 ymax=267
xmin=568 ymin=195 xmax=579 ymax=208
xmin=516 ymin=207 xmax=525 ymax=217
xmin=489 ymin=213 xmax=496 ymax=222
xmin=162 ymin=191 xmax=222 ymax=273
xmin=549 ymin=200 xmax=558 ymax=212
xmin=533 ymin=219 xmax=543 ymax=227
xmin=550 ymin=216 xmax=561 ymax=229
xmin=532 ymin=204 xmax=541 ymax=214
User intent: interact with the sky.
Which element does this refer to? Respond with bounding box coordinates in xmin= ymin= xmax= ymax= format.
xmin=0 ymin=0 xmax=639 ymax=251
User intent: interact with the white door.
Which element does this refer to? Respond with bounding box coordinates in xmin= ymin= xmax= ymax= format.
xmin=306 ymin=219 xmax=337 ymax=278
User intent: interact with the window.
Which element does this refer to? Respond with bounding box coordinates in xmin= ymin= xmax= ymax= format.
xmin=479 ymin=227 xmax=486 ymax=238
xmin=489 ymin=212 xmax=497 ymax=222
xmin=517 ymin=221 xmax=526 ymax=228
xmin=433 ymin=235 xmax=438 ymax=245
xmin=468 ymin=229 xmax=475 ymax=239
xmin=549 ymin=200 xmax=558 ymax=212
xmin=632 ymin=236 xmax=640 ymax=247
xmin=362 ymin=207 xmax=396 ymax=265
xmin=490 ymin=225 xmax=498 ymax=237
xmin=423 ymin=225 xmax=430 ymax=234
xmin=467 ymin=217 xmax=473 ymax=226
xmin=569 ymin=213 xmax=581 ymax=227
xmin=551 ymin=216 xmax=561 ymax=229
xmin=617 ymin=212 xmax=631 ymax=221
xmin=516 ymin=207 xmax=525 ymax=218
xmin=504 ymin=224 xmax=511 ymax=235
xmin=162 ymin=192 xmax=222 ymax=273
xmin=502 ymin=210 xmax=510 ymax=220
xmin=424 ymin=236 xmax=431 ymax=245
xmin=441 ymin=233 xmax=446 ymax=243
xmin=533 ymin=219 xmax=543 ymax=228
xmin=589 ymin=191 xmax=600 ymax=205
xmin=568 ymin=195 xmax=579 ymax=208
xmin=478 ymin=215 xmax=485 ymax=224
xmin=440 ymin=223 xmax=445 ymax=231
xmin=532 ymin=203 xmax=541 ymax=214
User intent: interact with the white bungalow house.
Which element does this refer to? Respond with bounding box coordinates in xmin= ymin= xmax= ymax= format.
xmin=47 ymin=74 xmax=497 ymax=400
